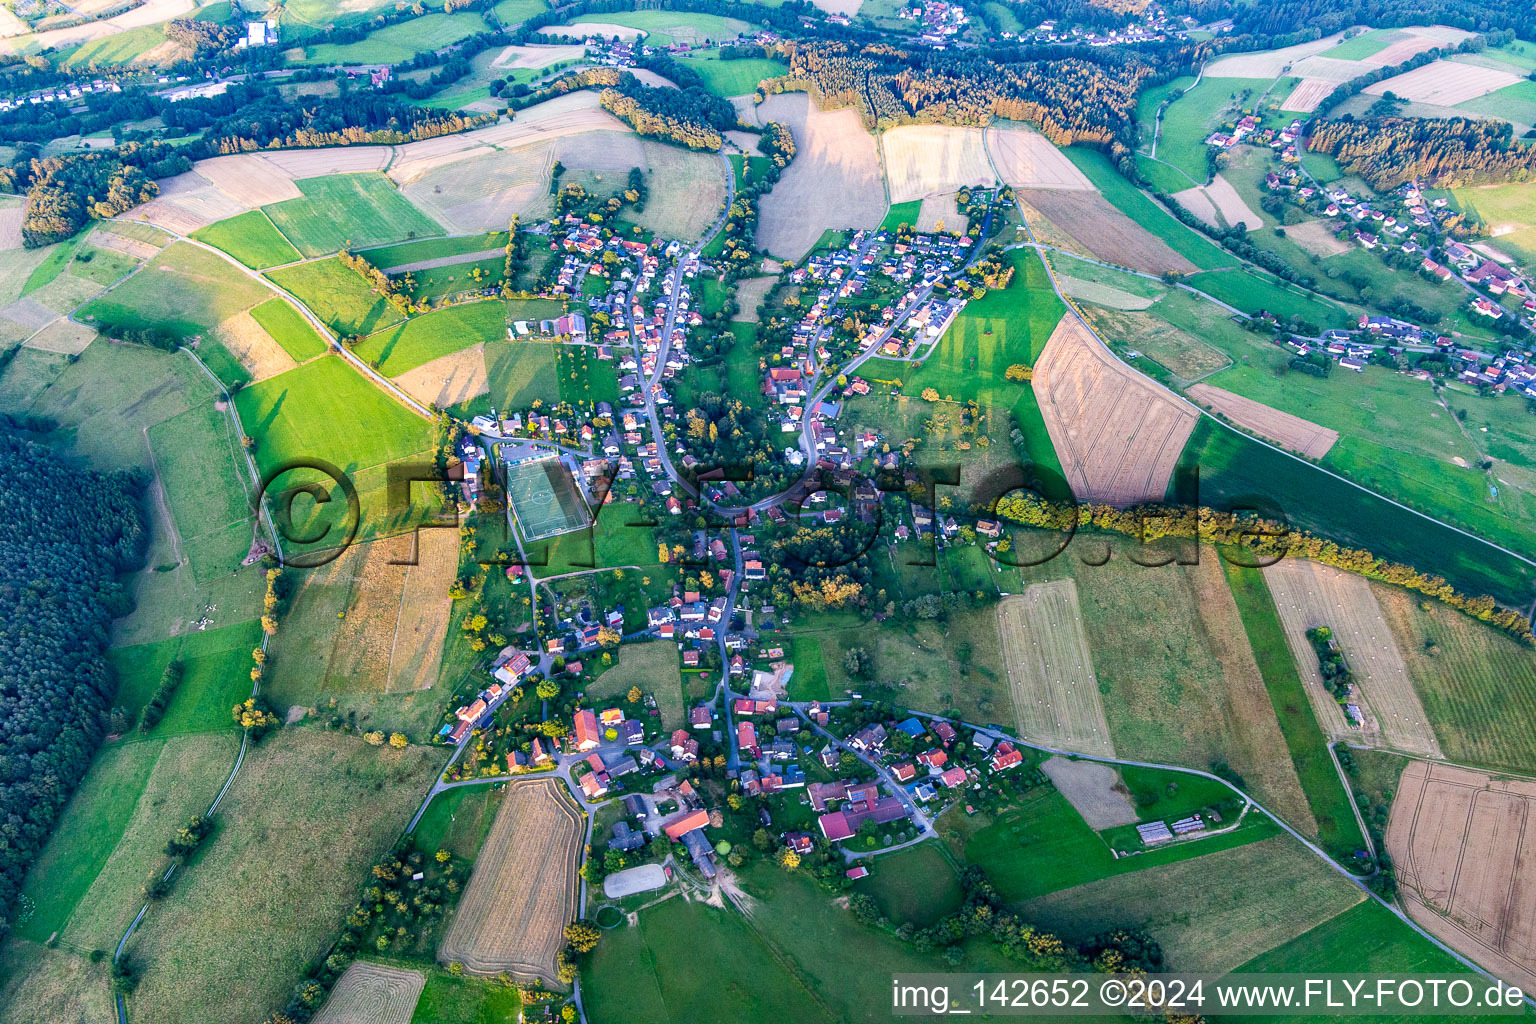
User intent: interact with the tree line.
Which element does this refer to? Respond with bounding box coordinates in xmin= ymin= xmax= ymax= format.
xmin=1308 ymin=116 xmax=1536 ymax=189
xmin=0 ymin=435 xmax=146 ymax=932
xmin=0 ymin=142 xmax=181 ymax=247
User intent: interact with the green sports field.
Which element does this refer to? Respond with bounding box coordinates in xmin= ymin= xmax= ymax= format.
xmin=249 ymin=298 xmax=330 ymax=361
xmin=192 ymin=211 xmax=302 ymax=270
xmin=505 ymin=454 xmax=589 ymax=541
xmin=262 ymin=173 xmax=443 ymax=257
xmin=353 ymin=301 xmax=505 ymax=376
xmin=266 ymin=257 xmax=405 ymax=337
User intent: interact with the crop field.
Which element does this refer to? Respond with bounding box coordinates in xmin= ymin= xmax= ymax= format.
xmin=623 ymin=141 xmax=728 ymax=242
xmin=996 ymin=581 xmax=1114 ymax=757
xmin=395 ymin=343 xmax=490 ymax=410
xmin=267 ymin=258 xmax=405 ymax=337
xmin=301 ymin=11 xmax=488 ymax=64
xmin=1203 ymin=33 xmax=1349 ymax=79
xmin=550 ymin=10 xmax=756 ymax=46
xmin=480 ymin=338 xmax=558 ymax=413
xmin=584 ymin=641 xmax=685 ymax=729
xmin=1021 ymin=834 xmax=1364 ymax=973
xmin=264 ymin=173 xmax=444 ymax=257
xmin=1039 ymin=757 xmax=1137 ymax=828
xmin=1080 ymin=304 xmax=1229 ymax=383
xmin=1186 ymin=382 xmax=1338 ymax=458
xmin=192 ymin=210 xmax=301 ymax=269
xmin=1262 ymin=558 xmax=1441 ymax=757
xmin=1173 ymin=173 xmax=1262 ymax=231
xmin=1063 ymin=148 xmax=1237 ymax=271
xmin=749 ymin=92 xmax=885 ymax=261
xmin=1458 ymin=79 xmax=1536 ymax=130
xmin=250 ymin=297 xmax=329 ymax=361
xmin=0 ymin=940 xmax=113 ymax=1024
xmin=1055 ymin=273 xmax=1156 ymax=310
xmin=438 ymin=778 xmax=583 ymax=983
xmin=1031 ymin=314 xmax=1198 ymax=505
xmin=1374 ymin=585 xmax=1536 ymax=774
xmin=124 ymin=731 xmax=441 ymax=1024
xmin=1386 ymin=761 xmax=1536 ymax=991
xmin=312 ymin=962 xmax=426 ymax=1024
xmin=1280 ymin=77 xmax=1340 ymax=112
xmin=881 ymin=125 xmax=995 ymax=203
xmin=79 ymin=241 xmax=275 ymax=338
xmin=1021 ymin=188 xmax=1198 ymax=277
xmin=1365 ymin=60 xmax=1522 ymax=107
xmin=1224 ymin=564 xmax=1368 ymax=859
xmin=950 ymin=784 xmax=1275 ymax=903
xmin=677 ymin=50 xmax=787 ymax=95
xmin=355 ymin=301 xmax=505 ymax=377
xmin=1179 ymin=419 xmax=1536 ymax=604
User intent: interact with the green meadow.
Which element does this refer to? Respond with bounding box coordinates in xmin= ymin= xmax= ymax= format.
xmin=354 ymin=301 xmax=506 ymax=377
xmin=193 ymin=211 xmax=302 ymax=270
xmin=263 ymin=173 xmax=443 ymax=257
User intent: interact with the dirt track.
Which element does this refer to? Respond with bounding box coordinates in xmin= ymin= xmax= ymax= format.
xmin=1032 ymin=314 xmax=1198 ymax=505
xmin=1388 ymin=761 xmax=1536 ymax=992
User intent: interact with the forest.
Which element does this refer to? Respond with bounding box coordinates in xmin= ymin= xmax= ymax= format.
xmin=2 ymin=142 xmax=184 ymax=247
xmin=598 ymin=74 xmax=736 ymax=151
xmin=1308 ymin=116 xmax=1536 ymax=189
xmin=0 ymin=435 xmax=146 ymax=931
xmin=763 ymin=40 xmax=1157 ymax=154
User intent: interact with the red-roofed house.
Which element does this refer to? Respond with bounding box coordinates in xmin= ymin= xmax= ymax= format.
xmin=574 ymin=709 xmax=600 ymax=751
xmin=991 ymin=741 xmax=1023 ymax=772
xmin=846 ymin=865 xmax=869 ymax=880
xmin=939 ymin=765 xmax=967 ymax=788
xmin=917 ymin=748 xmax=947 ymax=769
xmin=663 ymin=808 xmax=710 ymax=841
xmin=933 ymin=721 xmax=957 ymax=745
xmin=737 ymin=722 xmax=759 ymax=757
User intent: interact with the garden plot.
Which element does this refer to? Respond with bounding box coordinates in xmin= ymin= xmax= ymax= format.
xmin=1262 ymin=558 xmax=1441 ymax=757
xmin=1019 ymin=189 xmax=1196 ymax=275
xmin=312 ymin=962 xmax=425 ymax=1024
xmin=1187 ymin=384 xmax=1339 ymax=458
xmin=438 ymin=778 xmax=583 ymax=984
xmin=881 ymin=125 xmax=994 ymax=203
xmin=985 ymin=126 xmax=1094 ymax=191
xmin=1388 ymin=761 xmax=1536 ymax=992
xmin=1031 ymin=314 xmax=1198 ymax=505
xmin=1364 ymin=61 xmax=1523 ymax=107
xmin=997 ymin=582 xmax=1114 ymax=758
xmin=751 ymin=92 xmax=885 ymax=261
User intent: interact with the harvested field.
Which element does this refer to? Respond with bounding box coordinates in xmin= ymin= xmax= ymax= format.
xmin=1187 ymin=384 xmax=1339 ymax=458
xmin=1388 ymin=761 xmax=1536 ymax=992
xmin=1193 ymin=175 xmax=1260 ymax=230
xmin=312 ymin=962 xmax=425 ymax=1024
xmin=1288 ymin=55 xmax=1381 ymax=83
xmin=1205 ymin=34 xmax=1347 ymax=79
xmin=209 ymin=311 xmax=297 ymax=382
xmin=1021 ymin=835 xmax=1365 ymax=973
xmin=492 ymin=42 xmax=586 ymax=68
xmin=1364 ymin=35 xmax=1440 ymax=66
xmin=134 ymin=169 xmax=248 ymax=234
xmin=394 ymin=343 xmax=490 ymax=417
xmin=733 ymin=275 xmax=776 ymax=321
xmin=1286 ymin=219 xmax=1353 ymax=256
xmin=750 ymin=93 xmax=884 ymax=261
xmin=1038 ymin=756 xmax=1136 ymax=829
xmin=1057 ymin=276 xmax=1155 ymax=310
xmin=259 ymin=147 xmax=391 ymax=177
xmin=439 ymin=778 xmax=583 ymax=984
xmin=1080 ymin=305 xmax=1229 ymax=379
xmin=1280 ymin=77 xmax=1338 ymax=112
xmin=915 ymin=193 xmax=963 ymax=233
xmin=21 ymin=319 xmax=95 ymax=355
xmin=998 ymin=582 xmax=1114 ymax=758
xmin=541 ymin=21 xmax=644 ymax=39
xmin=555 ymin=129 xmax=647 ymax=172
xmin=812 ymin=0 xmax=861 ymax=11
xmin=1019 ymin=189 xmax=1196 ymax=275
xmin=1031 ymin=314 xmax=1198 ymax=505
xmin=90 ymin=225 xmax=161 ymax=261
xmin=193 ymin=153 xmax=301 ymax=207
xmin=985 ymin=126 xmax=1094 ymax=191
xmin=399 ymin=143 xmax=555 ymax=232
xmin=1262 ymin=559 xmax=1442 ymax=757
xmin=1173 ymin=185 xmax=1222 ymax=228
xmin=881 ymin=125 xmax=993 ymax=203
xmin=0 ymin=204 xmax=21 ymax=249
xmin=1364 ymin=61 xmax=1523 ymax=107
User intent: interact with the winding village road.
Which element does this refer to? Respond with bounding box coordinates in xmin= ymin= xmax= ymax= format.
xmin=94 ymin=118 xmax=1536 ymax=1023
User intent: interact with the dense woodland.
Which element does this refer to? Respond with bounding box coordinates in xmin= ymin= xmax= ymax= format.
xmin=599 ymin=73 xmax=736 ymax=150
xmin=1309 ymin=116 xmax=1536 ymax=189
xmin=0 ymin=436 xmax=146 ymax=931
xmin=2 ymin=142 xmax=182 ymax=247
xmin=765 ymin=40 xmax=1158 ymax=155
